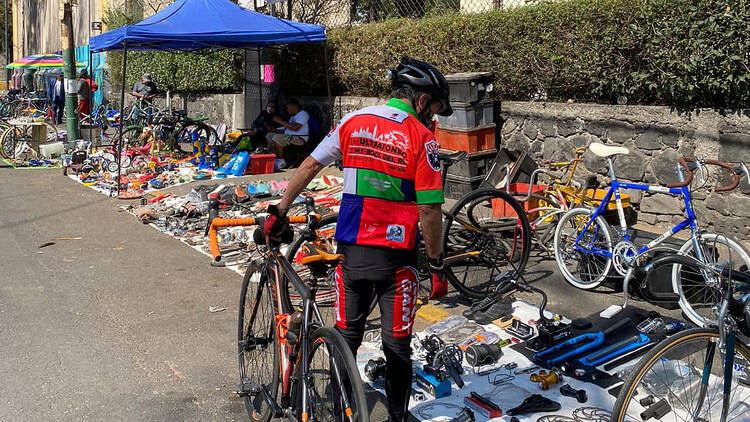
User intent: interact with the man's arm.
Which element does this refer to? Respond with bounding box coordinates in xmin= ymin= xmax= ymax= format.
xmin=278 ymin=156 xmax=325 ymax=211
xmin=419 ymin=204 xmax=443 ymax=259
xmin=273 ymin=116 xmax=303 ymax=131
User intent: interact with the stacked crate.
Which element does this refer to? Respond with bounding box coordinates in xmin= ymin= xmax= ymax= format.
xmin=436 ymin=72 xmax=498 ymax=199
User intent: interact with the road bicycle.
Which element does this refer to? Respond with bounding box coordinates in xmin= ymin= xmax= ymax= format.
xmin=553 ymin=142 xmax=750 ymax=327
xmin=509 ymin=146 xmax=635 ymax=254
xmin=611 ymin=252 xmax=750 ymax=422
xmin=209 ymin=197 xmax=369 ymax=422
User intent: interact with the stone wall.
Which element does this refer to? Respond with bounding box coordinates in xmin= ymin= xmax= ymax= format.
xmin=500 ymin=101 xmax=750 ymax=242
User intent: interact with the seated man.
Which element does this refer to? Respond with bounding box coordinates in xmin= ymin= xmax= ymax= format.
xmin=245 ymin=101 xmax=280 ymax=150
xmin=269 ymin=98 xmax=310 ymax=163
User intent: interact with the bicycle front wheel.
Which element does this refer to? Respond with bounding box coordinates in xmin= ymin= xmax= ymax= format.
xmin=612 ymin=328 xmax=750 ymax=422
xmin=672 ymin=233 xmax=750 ymax=327
xmin=443 ymin=188 xmax=532 ymax=299
xmin=553 ymin=207 xmax=613 ymax=289
xmin=301 ymin=326 xmax=370 ymax=422
xmin=238 ymin=268 xmax=280 ymax=422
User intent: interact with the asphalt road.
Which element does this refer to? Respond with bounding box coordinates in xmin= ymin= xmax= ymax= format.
xmin=0 ymin=165 xmax=680 ymax=421
xmin=0 ymin=167 xmax=248 ymax=421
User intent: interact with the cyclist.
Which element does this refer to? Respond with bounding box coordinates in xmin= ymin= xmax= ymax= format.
xmin=265 ymin=56 xmax=452 ymax=422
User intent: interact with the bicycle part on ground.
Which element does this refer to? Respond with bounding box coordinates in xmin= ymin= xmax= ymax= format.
xmin=420 ymin=334 xmax=465 ymax=387
xmin=465 ymin=342 xmax=503 ymax=367
xmin=532 ymin=317 xmax=632 ymax=367
xmin=449 ymin=407 xmax=475 ymax=422
xmin=560 ymin=384 xmax=588 ymax=403
xmin=364 ymin=357 xmax=386 ymax=382
xmin=530 ymin=368 xmax=563 ymax=390
xmin=506 ymin=394 xmax=561 ymax=416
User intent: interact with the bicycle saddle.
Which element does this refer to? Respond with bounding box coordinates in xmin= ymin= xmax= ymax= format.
xmin=173 ymin=110 xmax=188 ymax=117
xmin=297 ymin=242 xmax=344 ymax=264
xmin=589 ymin=142 xmax=629 ymax=158
xmin=438 ymin=150 xmax=467 ymax=164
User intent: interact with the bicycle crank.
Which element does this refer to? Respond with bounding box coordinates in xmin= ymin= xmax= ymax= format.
xmin=612 ymin=241 xmax=638 ymax=276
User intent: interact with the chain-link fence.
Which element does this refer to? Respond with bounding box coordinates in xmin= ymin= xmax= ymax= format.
xmin=251 ymin=0 xmax=528 ymax=27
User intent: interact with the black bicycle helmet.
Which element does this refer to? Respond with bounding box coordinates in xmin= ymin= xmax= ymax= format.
xmin=389 ymin=56 xmax=452 ymax=116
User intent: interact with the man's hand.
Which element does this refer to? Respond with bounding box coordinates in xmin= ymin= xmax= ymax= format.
xmin=428 ymin=254 xmax=447 ymax=300
xmin=263 ymin=205 xmax=292 ymax=244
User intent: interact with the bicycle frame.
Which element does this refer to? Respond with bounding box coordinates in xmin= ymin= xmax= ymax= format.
xmin=251 ymin=249 xmax=356 ymax=422
xmin=575 ymin=157 xmax=705 ymax=262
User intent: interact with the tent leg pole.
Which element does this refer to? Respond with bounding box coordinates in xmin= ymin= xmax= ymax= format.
xmin=257 ymin=47 xmax=263 ymax=118
xmin=323 ymin=44 xmax=333 ymax=128
xmin=115 ymin=42 xmax=127 ymax=198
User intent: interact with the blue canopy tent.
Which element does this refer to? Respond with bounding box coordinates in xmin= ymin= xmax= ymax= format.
xmin=88 ymin=0 xmax=328 ymax=196
xmin=89 ymin=0 xmax=326 ymax=52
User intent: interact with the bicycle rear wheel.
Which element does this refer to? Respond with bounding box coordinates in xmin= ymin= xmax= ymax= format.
xmin=672 ymin=233 xmax=750 ymax=327
xmin=442 ymin=188 xmax=532 ymax=299
xmin=238 ymin=267 xmax=280 ymax=422
xmin=301 ymin=326 xmax=370 ymax=422
xmin=554 ymin=207 xmax=613 ymax=289
xmin=174 ymin=122 xmax=212 ymax=155
xmin=612 ymin=328 xmax=750 ymax=422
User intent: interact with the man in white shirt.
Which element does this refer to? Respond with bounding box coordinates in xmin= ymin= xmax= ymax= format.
xmin=269 ymin=98 xmax=310 ymax=161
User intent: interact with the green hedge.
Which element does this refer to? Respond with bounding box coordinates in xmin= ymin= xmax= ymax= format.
xmin=104 ymin=9 xmax=243 ymax=94
xmin=272 ymin=0 xmax=750 ymax=108
xmin=107 ymin=49 xmax=243 ymax=94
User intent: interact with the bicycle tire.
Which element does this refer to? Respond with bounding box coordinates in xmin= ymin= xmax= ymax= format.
xmin=611 ymin=328 xmax=750 ymax=422
xmin=300 ymin=326 xmax=370 ymax=422
xmin=442 ymin=188 xmax=532 ymax=299
xmin=672 ymin=233 xmax=750 ymax=327
xmin=553 ymin=207 xmax=613 ymax=289
xmin=238 ymin=267 xmax=280 ymax=422
xmin=173 ymin=122 xmax=212 ymax=155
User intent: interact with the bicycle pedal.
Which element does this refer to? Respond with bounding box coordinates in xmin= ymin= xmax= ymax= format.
xmin=237 ymin=380 xmax=261 ymax=397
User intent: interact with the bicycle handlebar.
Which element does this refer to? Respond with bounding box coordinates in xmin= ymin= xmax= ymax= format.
xmin=665 ymin=157 xmax=694 ymax=188
xmin=208 ymin=214 xmax=320 ymax=262
xmin=672 ymin=157 xmax=740 ymax=192
xmin=697 ymin=158 xmax=740 ymax=192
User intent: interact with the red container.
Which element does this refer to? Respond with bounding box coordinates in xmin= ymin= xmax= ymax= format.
xmin=492 ymin=183 xmax=547 ymax=220
xmin=248 ymin=154 xmax=275 ymax=175
xmin=435 ymin=124 xmax=495 ymax=153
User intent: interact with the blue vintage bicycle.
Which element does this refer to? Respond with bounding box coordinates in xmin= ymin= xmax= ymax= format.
xmin=553 ymin=143 xmax=750 ymax=327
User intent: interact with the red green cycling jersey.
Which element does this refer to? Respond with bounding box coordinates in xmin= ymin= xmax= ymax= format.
xmin=310 ymin=98 xmax=444 ymax=250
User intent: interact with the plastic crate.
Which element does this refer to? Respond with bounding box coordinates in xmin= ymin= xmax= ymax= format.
xmin=444 ymin=149 xmax=496 ymax=179
xmin=444 ymin=174 xmax=484 ymax=200
xmin=492 ymin=183 xmax=547 ymax=220
xmin=435 ymin=124 xmax=495 ymax=153
xmin=437 ymin=100 xmax=494 ymax=129
xmin=248 ymin=154 xmax=275 ymax=175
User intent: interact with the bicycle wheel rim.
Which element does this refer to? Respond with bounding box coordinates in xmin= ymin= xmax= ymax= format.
xmin=612 ymin=329 xmax=750 ymax=422
xmin=553 ymin=208 xmax=612 ymax=289
xmin=443 ymin=189 xmax=532 ymax=298
xmin=238 ymin=271 xmax=279 ymax=422
xmin=304 ymin=326 xmax=369 ymax=422
xmin=673 ymin=234 xmax=750 ymax=327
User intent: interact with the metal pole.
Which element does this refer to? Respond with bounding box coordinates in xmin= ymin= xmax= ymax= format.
xmin=256 ymin=47 xmax=262 ymax=116
xmin=88 ymin=0 xmax=93 ymax=145
xmin=61 ymin=1 xmax=80 ymax=139
xmin=5 ymin=0 xmax=9 ymax=89
xmin=115 ymin=42 xmax=127 ymax=198
xmin=323 ymin=44 xmax=333 ymax=128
